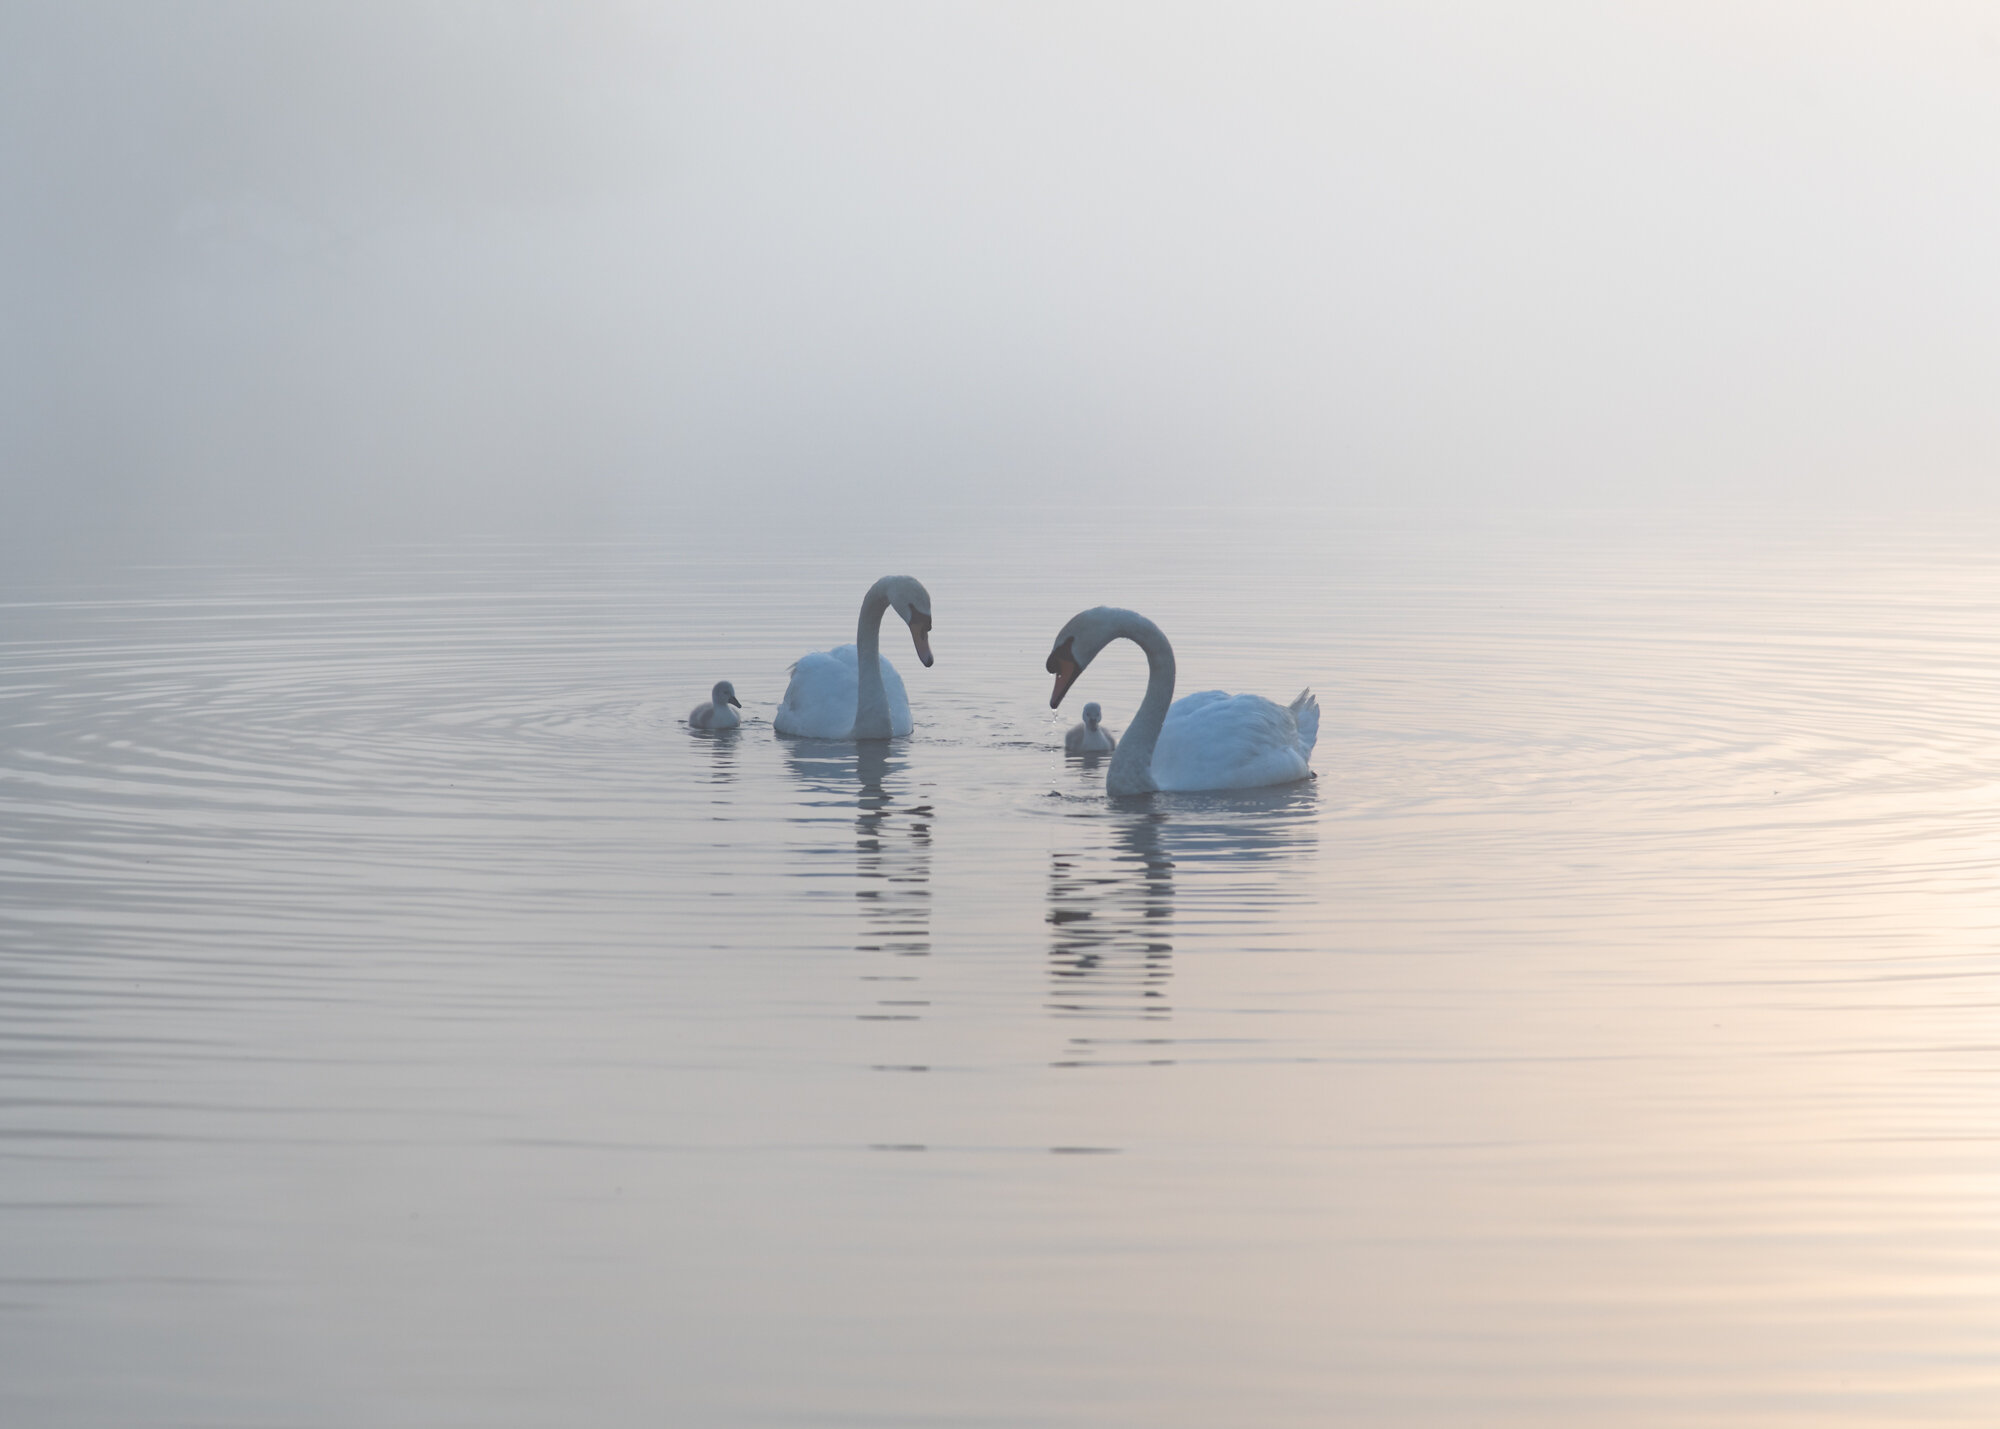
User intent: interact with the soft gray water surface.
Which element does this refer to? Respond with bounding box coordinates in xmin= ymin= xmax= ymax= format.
xmin=4 ymin=509 xmax=1999 ymax=1426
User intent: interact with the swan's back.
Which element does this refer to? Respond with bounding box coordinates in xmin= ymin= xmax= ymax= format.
xmin=1152 ymin=689 xmax=1314 ymax=792
xmin=773 ymin=644 xmax=912 ymax=738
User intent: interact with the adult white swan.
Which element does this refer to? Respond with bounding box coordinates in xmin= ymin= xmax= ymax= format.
xmin=774 ymin=575 xmax=934 ymax=739
xmin=1046 ymin=606 xmax=1317 ymax=794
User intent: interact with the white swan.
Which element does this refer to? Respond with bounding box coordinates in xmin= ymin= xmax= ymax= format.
xmin=688 ymin=680 xmax=742 ymax=730
xmin=774 ymin=575 xmax=934 ymax=739
xmin=1046 ymin=606 xmax=1317 ymax=795
xmin=1064 ymin=701 xmax=1117 ymax=754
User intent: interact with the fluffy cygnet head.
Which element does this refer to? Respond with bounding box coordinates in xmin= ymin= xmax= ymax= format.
xmin=1082 ymin=702 xmax=1102 ymax=727
xmin=711 ymin=680 xmax=741 ymax=708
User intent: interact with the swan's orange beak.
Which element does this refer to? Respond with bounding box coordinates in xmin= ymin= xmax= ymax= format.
xmin=1047 ymin=640 xmax=1081 ymax=708
xmin=909 ymin=611 xmax=934 ymax=668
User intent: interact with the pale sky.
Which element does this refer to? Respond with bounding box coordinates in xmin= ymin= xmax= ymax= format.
xmin=5 ymin=2 xmax=1999 ymax=545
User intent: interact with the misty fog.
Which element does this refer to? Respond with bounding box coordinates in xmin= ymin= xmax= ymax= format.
xmin=6 ymin=2 xmax=1999 ymax=553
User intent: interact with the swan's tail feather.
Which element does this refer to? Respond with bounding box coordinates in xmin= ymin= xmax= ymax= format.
xmin=1289 ymin=688 xmax=1320 ymax=760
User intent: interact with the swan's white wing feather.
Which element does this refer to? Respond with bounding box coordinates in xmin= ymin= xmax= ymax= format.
xmin=1289 ymin=689 xmax=1319 ymax=760
xmin=774 ymin=647 xmax=858 ymax=737
xmin=773 ymin=644 xmax=911 ymax=738
xmin=1152 ymin=689 xmax=1312 ymax=792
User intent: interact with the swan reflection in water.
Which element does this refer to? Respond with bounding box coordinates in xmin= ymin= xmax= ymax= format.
xmin=1049 ymin=813 xmax=1175 ymax=1036
xmin=783 ymin=743 xmax=933 ymax=1054
xmin=1048 ymin=782 xmax=1319 ymax=1069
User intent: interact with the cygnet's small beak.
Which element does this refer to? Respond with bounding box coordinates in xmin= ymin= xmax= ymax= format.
xmin=725 ymin=692 xmax=741 ymax=708
xmin=1047 ymin=651 xmax=1081 ymax=708
xmin=909 ymin=612 xmax=934 ymax=668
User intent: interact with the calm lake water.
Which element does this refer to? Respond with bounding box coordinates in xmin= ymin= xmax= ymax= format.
xmin=4 ymin=508 xmax=1999 ymax=1426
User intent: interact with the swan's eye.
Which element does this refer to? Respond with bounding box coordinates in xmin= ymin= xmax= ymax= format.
xmin=1045 ymin=637 xmax=1075 ymax=676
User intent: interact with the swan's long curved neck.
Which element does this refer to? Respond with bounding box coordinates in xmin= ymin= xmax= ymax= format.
xmin=1106 ymin=615 xmax=1175 ymax=796
xmin=852 ymin=577 xmax=898 ymax=740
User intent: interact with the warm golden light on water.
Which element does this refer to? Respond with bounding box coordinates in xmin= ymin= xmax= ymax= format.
xmin=4 ymin=510 xmax=1999 ymax=1424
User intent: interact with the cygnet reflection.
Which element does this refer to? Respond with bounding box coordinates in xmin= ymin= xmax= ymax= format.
xmin=1048 ymin=812 xmax=1175 ymax=1062
xmin=697 ymin=721 xmax=741 ymax=786
xmin=783 ymin=743 xmax=933 ymax=1055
